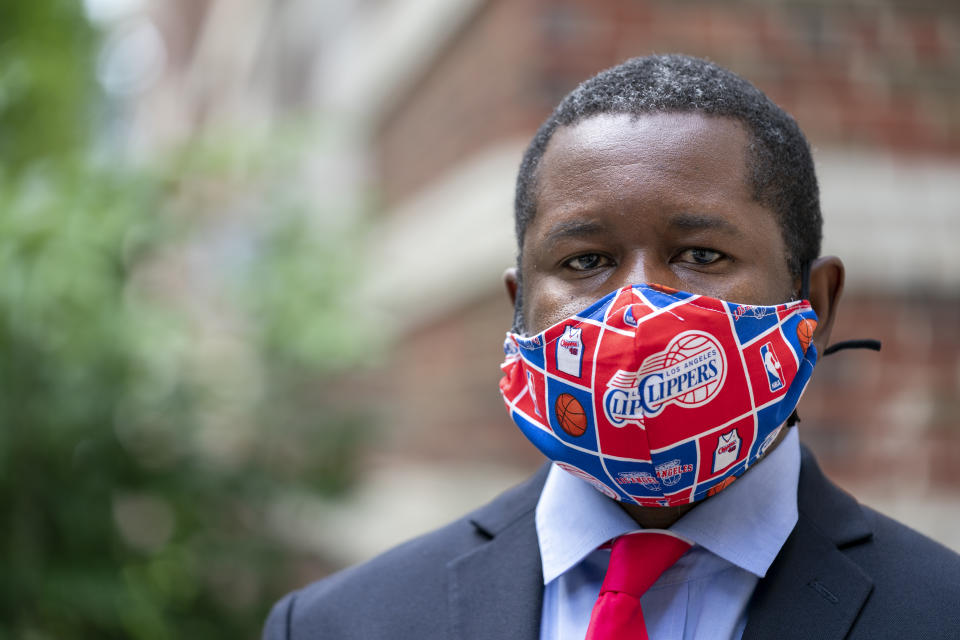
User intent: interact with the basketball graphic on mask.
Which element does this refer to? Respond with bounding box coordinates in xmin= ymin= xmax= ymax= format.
xmin=707 ymin=474 xmax=736 ymax=497
xmin=663 ymin=332 xmax=710 ymax=367
xmin=797 ymin=318 xmax=817 ymax=354
xmin=647 ymin=283 xmax=679 ymax=294
xmin=555 ymin=393 xmax=588 ymax=437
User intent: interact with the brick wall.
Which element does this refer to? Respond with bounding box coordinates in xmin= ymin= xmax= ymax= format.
xmin=801 ymin=293 xmax=960 ymax=493
xmin=376 ymin=0 xmax=960 ymax=207
xmin=357 ymin=291 xmax=960 ymax=496
xmin=364 ymin=0 xmax=960 ymax=502
xmin=375 ymin=0 xmax=543 ymax=208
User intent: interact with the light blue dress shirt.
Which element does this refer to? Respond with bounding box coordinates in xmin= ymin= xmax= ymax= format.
xmin=536 ymin=427 xmax=801 ymax=640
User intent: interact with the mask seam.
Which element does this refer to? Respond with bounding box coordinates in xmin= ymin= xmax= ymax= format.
xmin=512 ymin=288 xmax=813 ymax=352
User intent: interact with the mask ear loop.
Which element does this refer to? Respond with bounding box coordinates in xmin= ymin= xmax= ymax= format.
xmin=786 ymin=260 xmax=882 ymax=428
xmin=823 ymin=339 xmax=881 ymax=355
xmin=799 ymin=260 xmax=811 ymax=301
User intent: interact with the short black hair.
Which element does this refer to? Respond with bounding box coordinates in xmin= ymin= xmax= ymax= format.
xmin=512 ymin=54 xmax=821 ymax=330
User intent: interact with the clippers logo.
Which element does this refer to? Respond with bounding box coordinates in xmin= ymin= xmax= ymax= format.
xmin=616 ymin=471 xmax=661 ymax=491
xmin=556 ymin=325 xmax=583 ymax=377
xmin=757 ymin=425 xmax=782 ymax=458
xmin=655 ymin=459 xmax=693 ymax=487
xmin=713 ymin=428 xmax=741 ymax=473
xmin=760 ymin=342 xmax=784 ymax=392
xmin=733 ymin=304 xmax=769 ymax=321
xmin=603 ymin=331 xmax=727 ymax=427
xmin=515 ymin=334 xmax=542 ymax=350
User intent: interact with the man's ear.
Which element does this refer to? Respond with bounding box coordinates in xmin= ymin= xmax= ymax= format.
xmin=806 ymin=255 xmax=845 ymax=349
xmin=504 ymin=267 xmax=519 ymax=306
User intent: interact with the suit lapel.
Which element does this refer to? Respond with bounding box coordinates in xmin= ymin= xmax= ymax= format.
xmin=742 ymin=518 xmax=873 ymax=640
xmin=447 ymin=466 xmax=548 ymax=640
xmin=743 ymin=447 xmax=875 ymax=640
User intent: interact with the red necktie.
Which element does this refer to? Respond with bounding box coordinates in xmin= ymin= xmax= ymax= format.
xmin=585 ymin=531 xmax=692 ymax=640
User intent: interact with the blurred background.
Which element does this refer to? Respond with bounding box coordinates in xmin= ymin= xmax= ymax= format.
xmin=1 ymin=0 xmax=958 ymax=637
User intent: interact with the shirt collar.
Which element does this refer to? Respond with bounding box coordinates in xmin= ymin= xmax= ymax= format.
xmin=535 ymin=427 xmax=801 ymax=584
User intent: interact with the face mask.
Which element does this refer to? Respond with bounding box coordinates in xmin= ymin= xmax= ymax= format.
xmin=499 ymin=283 xmax=819 ymax=507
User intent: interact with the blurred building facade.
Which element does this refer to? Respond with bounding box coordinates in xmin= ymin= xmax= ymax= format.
xmin=347 ymin=0 xmax=960 ymax=557
xmin=116 ymin=0 xmax=960 ymax=564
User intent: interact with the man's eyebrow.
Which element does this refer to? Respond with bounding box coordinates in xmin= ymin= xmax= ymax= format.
xmin=541 ymin=220 xmax=609 ymax=247
xmin=668 ymin=213 xmax=740 ymax=234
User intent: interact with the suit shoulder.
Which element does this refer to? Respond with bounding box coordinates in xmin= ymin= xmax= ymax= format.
xmin=262 ymin=467 xmax=549 ymax=639
xmin=844 ymin=503 xmax=960 ymax=636
xmin=854 ymin=503 xmax=960 ymax=584
xmin=264 ymin=516 xmax=481 ymax=639
xmin=799 ymin=446 xmax=960 ymax=592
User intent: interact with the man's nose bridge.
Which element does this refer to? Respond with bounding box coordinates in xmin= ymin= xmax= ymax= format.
xmin=623 ymin=251 xmax=669 ymax=286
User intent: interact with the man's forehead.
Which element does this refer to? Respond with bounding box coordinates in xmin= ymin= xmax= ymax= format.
xmin=538 ymin=214 xmax=741 ymax=249
xmin=531 ymin=112 xmax=756 ymax=222
xmin=542 ymin=111 xmax=750 ymax=162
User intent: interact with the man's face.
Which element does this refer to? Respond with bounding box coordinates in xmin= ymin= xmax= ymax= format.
xmin=517 ymin=112 xmax=796 ymax=335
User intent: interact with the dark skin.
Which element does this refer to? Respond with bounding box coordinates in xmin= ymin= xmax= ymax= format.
xmin=505 ymin=112 xmax=844 ymax=529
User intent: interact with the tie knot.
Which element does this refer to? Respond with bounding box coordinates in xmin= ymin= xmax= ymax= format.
xmin=601 ymin=531 xmax=692 ymax=597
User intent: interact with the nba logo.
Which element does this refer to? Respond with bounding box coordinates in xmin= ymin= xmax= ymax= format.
xmin=760 ymin=342 xmax=784 ymax=392
xmin=557 ymin=325 xmax=584 ymax=377
xmin=623 ymin=306 xmax=639 ymax=327
xmin=526 ymin=370 xmax=541 ymax=417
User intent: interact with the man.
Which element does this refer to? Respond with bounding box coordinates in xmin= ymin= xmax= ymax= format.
xmin=264 ymin=55 xmax=960 ymax=639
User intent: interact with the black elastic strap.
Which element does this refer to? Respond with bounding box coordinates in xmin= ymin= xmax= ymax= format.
xmin=786 ymin=265 xmax=879 ymax=427
xmin=823 ymin=339 xmax=882 ymax=356
xmin=800 ymin=261 xmax=811 ymax=301
xmin=787 ymin=338 xmax=882 ymax=427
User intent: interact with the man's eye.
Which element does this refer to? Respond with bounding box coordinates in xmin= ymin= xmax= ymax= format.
xmin=564 ymin=253 xmax=609 ymax=271
xmin=678 ymin=248 xmax=724 ymax=265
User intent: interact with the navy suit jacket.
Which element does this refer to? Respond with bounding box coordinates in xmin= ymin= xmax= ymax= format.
xmin=264 ymin=448 xmax=960 ymax=639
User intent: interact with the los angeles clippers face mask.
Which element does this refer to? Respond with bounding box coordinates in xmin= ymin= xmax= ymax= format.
xmin=499 ymin=283 xmax=820 ymax=507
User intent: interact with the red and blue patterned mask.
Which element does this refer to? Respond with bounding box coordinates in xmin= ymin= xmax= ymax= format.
xmin=499 ymin=283 xmax=819 ymax=507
